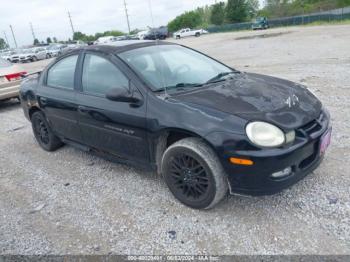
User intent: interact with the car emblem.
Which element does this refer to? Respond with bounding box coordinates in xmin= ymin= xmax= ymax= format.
xmin=285 ymin=94 xmax=299 ymax=108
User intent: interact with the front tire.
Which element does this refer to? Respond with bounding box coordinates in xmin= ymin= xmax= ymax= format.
xmin=31 ymin=111 xmax=63 ymax=151
xmin=161 ymin=138 xmax=228 ymax=209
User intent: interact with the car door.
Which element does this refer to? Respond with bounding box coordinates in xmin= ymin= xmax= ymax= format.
xmin=34 ymin=49 xmax=42 ymax=60
xmin=40 ymin=48 xmax=46 ymax=59
xmin=38 ymin=53 xmax=83 ymax=142
xmin=39 ymin=48 xmax=46 ymax=59
xmin=76 ymin=51 xmax=149 ymax=163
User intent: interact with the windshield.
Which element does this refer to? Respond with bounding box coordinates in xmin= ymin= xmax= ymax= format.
xmin=48 ymin=45 xmax=59 ymax=50
xmin=0 ymin=58 xmax=12 ymax=68
xmin=23 ymin=49 xmax=34 ymax=54
xmin=118 ymin=45 xmax=233 ymax=91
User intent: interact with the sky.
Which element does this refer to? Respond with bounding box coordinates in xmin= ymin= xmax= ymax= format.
xmin=1 ymin=0 xmax=265 ymax=47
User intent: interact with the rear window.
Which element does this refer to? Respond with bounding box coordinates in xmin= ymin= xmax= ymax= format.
xmin=0 ymin=58 xmax=12 ymax=68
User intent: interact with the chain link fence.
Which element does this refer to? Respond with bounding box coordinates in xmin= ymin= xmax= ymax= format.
xmin=207 ymin=6 xmax=350 ymax=33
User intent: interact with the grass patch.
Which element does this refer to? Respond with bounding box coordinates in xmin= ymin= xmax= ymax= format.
xmin=302 ymin=19 xmax=350 ymax=26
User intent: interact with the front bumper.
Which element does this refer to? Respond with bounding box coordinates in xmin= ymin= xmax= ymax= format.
xmin=0 ymin=81 xmax=21 ymax=100
xmin=20 ymin=57 xmax=32 ymax=62
xmin=207 ymin=110 xmax=331 ymax=196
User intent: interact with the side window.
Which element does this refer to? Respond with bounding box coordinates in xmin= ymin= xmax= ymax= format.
xmin=82 ymin=54 xmax=128 ymax=96
xmin=47 ymin=55 xmax=78 ymax=89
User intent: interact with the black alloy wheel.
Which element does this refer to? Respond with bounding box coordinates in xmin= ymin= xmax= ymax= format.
xmin=162 ymin=138 xmax=228 ymax=209
xmin=169 ymin=153 xmax=210 ymax=200
xmin=31 ymin=111 xmax=63 ymax=151
xmin=33 ymin=117 xmax=50 ymax=145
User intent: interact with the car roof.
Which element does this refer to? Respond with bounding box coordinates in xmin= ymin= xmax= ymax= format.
xmin=64 ymin=40 xmax=177 ymax=55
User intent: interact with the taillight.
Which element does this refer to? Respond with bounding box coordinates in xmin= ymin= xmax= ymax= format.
xmin=5 ymin=72 xmax=27 ymax=81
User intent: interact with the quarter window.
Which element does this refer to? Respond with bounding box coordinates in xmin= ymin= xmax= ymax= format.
xmin=82 ymin=54 xmax=128 ymax=95
xmin=47 ymin=55 xmax=78 ymax=89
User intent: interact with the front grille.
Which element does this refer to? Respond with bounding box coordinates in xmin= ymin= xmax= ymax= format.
xmin=297 ymin=112 xmax=325 ymax=137
xmin=299 ymin=143 xmax=319 ymax=169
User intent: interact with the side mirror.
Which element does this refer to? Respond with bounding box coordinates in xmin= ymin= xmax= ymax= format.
xmin=106 ymin=87 xmax=141 ymax=105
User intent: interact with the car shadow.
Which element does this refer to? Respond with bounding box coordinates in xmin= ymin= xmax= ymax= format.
xmin=0 ymin=98 xmax=21 ymax=112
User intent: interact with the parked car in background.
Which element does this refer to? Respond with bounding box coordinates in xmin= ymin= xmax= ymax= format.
xmin=0 ymin=58 xmax=26 ymax=101
xmin=20 ymin=41 xmax=331 ymax=209
xmin=129 ymin=34 xmax=140 ymax=40
xmin=0 ymin=51 xmax=15 ymax=62
xmin=116 ymin=35 xmax=132 ymax=41
xmin=19 ymin=47 xmax=48 ymax=63
xmin=173 ymin=28 xmax=208 ymax=39
xmin=144 ymin=26 xmax=168 ymax=40
xmin=137 ymin=30 xmax=149 ymax=40
xmin=252 ymin=17 xmax=269 ymax=30
xmin=94 ymin=36 xmax=118 ymax=45
xmin=9 ymin=51 xmax=21 ymax=63
xmin=46 ymin=45 xmax=64 ymax=58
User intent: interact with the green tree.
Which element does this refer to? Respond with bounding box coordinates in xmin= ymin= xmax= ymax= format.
xmin=73 ymin=31 xmax=85 ymax=41
xmin=0 ymin=38 xmax=8 ymax=49
xmin=102 ymin=30 xmax=124 ymax=37
xmin=262 ymin=0 xmax=350 ymax=18
xmin=225 ymin=0 xmax=248 ymax=23
xmin=53 ymin=37 xmax=58 ymax=43
xmin=168 ymin=10 xmax=202 ymax=32
xmin=33 ymin=38 xmax=39 ymax=45
xmin=196 ymin=5 xmax=212 ymax=27
xmin=246 ymin=0 xmax=259 ymax=19
xmin=46 ymin=37 xmax=52 ymax=44
xmin=211 ymin=2 xmax=226 ymax=25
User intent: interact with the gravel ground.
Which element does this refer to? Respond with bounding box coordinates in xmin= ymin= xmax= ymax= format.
xmin=0 ymin=24 xmax=349 ymax=255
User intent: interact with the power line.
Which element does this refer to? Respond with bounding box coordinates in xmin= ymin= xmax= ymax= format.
xmin=30 ymin=22 xmax=37 ymax=41
xmin=9 ymin=25 xmax=17 ymax=48
xmin=123 ymin=0 xmax=131 ymax=34
xmin=68 ymin=11 xmax=75 ymax=37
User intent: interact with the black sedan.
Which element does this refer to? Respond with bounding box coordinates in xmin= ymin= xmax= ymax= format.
xmin=20 ymin=41 xmax=331 ymax=209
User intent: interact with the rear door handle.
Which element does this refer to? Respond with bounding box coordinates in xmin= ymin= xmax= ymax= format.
xmin=78 ymin=106 xmax=88 ymax=114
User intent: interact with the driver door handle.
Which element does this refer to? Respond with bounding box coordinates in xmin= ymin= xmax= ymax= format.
xmin=78 ymin=106 xmax=88 ymax=114
xmin=40 ymin=97 xmax=47 ymax=105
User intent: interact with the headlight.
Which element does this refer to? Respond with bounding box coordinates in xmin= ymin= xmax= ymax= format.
xmin=246 ymin=121 xmax=285 ymax=147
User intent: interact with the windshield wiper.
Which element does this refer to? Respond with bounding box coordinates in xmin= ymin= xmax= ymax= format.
xmin=206 ymin=71 xmax=240 ymax=84
xmin=153 ymin=83 xmax=203 ymax=93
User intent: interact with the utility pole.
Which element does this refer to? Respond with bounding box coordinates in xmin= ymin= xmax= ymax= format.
xmin=148 ymin=0 xmax=155 ymax=28
xmin=29 ymin=22 xmax=36 ymax=42
xmin=67 ymin=11 xmax=75 ymax=38
xmin=123 ymin=0 xmax=131 ymax=34
xmin=9 ymin=25 xmax=17 ymax=48
xmin=3 ymin=31 xmax=10 ymax=48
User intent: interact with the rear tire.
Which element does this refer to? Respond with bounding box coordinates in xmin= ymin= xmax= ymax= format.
xmin=31 ymin=111 xmax=63 ymax=151
xmin=195 ymin=32 xmax=200 ymax=37
xmin=161 ymin=138 xmax=228 ymax=209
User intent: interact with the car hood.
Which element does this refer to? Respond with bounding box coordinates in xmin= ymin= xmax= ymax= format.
xmin=172 ymin=72 xmax=322 ymax=130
